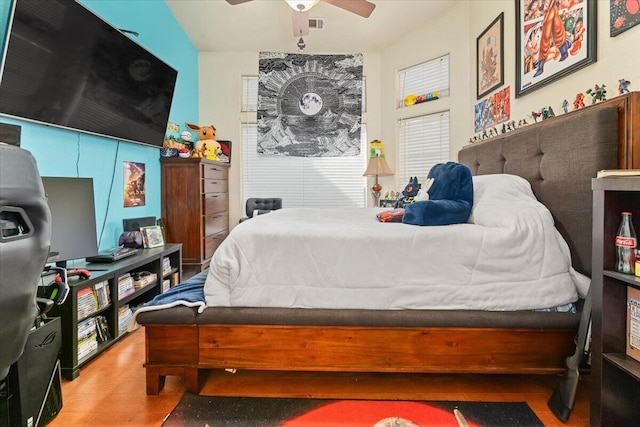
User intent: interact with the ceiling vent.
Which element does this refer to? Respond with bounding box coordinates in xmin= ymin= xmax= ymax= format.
xmin=309 ymin=17 xmax=325 ymax=30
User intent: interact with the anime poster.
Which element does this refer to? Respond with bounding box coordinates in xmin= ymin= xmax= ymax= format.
xmin=611 ymin=0 xmax=640 ymax=36
xmin=257 ymin=52 xmax=363 ymax=157
xmin=474 ymin=87 xmax=511 ymax=133
xmin=516 ymin=0 xmax=596 ymax=97
xmin=123 ymin=161 xmax=145 ymax=207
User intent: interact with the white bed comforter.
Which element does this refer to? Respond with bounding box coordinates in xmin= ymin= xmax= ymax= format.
xmin=205 ymin=174 xmax=589 ymax=310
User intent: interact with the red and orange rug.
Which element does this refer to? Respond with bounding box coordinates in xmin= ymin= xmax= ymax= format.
xmin=163 ymin=394 xmax=543 ymax=426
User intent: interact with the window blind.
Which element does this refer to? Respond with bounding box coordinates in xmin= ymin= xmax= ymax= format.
xmin=398 ymin=54 xmax=450 ymax=107
xmin=398 ymin=111 xmax=451 ymax=185
xmin=242 ymin=124 xmax=367 ymax=208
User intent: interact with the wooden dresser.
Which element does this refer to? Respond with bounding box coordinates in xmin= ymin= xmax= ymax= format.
xmin=161 ymin=158 xmax=229 ymax=275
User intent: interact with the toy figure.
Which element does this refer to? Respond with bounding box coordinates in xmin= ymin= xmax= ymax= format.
xmin=573 ymin=93 xmax=585 ymax=110
xmin=394 ymin=177 xmax=421 ymax=208
xmin=562 ymin=99 xmax=569 ymax=114
xmin=185 ymin=122 xmax=221 ymax=161
xmin=540 ymin=106 xmax=555 ymax=120
xmin=531 ymin=111 xmax=542 ymax=122
xmin=586 ymin=84 xmax=607 ymax=104
xmin=619 ymin=79 xmax=631 ymax=94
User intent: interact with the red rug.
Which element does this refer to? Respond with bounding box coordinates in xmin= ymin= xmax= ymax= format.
xmin=163 ymin=394 xmax=544 ymax=426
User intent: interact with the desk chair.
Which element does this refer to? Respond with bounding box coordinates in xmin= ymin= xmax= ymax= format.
xmin=239 ymin=198 xmax=282 ymax=223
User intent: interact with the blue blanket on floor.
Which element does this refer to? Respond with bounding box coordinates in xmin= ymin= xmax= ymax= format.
xmin=130 ymin=269 xmax=208 ymax=328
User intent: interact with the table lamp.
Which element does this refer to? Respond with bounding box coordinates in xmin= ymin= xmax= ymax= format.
xmin=363 ymin=140 xmax=394 ymax=207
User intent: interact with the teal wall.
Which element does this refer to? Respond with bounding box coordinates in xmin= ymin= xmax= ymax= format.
xmin=0 ymin=0 xmax=198 ymax=253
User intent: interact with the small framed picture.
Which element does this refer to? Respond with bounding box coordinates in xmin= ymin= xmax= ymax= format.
xmin=476 ymin=12 xmax=504 ymax=99
xmin=140 ymin=225 xmax=165 ymax=248
xmin=218 ymin=140 xmax=232 ymax=163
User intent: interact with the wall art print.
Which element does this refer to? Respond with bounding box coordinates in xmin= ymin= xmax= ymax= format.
xmin=474 ymin=86 xmax=511 ymax=133
xmin=123 ymin=161 xmax=145 ymax=207
xmin=257 ymin=52 xmax=363 ymax=157
xmin=611 ymin=0 xmax=640 ymax=36
xmin=516 ymin=0 xmax=596 ymax=97
xmin=477 ymin=12 xmax=504 ymax=99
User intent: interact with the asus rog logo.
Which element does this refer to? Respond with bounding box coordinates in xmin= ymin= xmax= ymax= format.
xmin=35 ymin=331 xmax=57 ymax=348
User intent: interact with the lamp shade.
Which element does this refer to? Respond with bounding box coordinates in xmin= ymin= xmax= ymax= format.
xmin=363 ymin=156 xmax=394 ymax=177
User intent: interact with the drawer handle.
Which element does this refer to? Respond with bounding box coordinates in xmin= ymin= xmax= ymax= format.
xmin=209 ymin=167 xmax=220 ymax=172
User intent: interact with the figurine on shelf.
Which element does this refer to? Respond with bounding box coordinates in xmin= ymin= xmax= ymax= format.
xmin=540 ymin=106 xmax=555 ymax=120
xmin=573 ymin=93 xmax=586 ymax=110
xmin=562 ymin=99 xmax=569 ymax=114
xmin=618 ymin=79 xmax=631 ymax=94
xmin=530 ymin=110 xmax=542 ymax=122
xmin=586 ymin=84 xmax=607 ymax=104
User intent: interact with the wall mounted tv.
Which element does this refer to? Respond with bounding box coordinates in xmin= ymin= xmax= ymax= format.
xmin=0 ymin=0 xmax=178 ymax=148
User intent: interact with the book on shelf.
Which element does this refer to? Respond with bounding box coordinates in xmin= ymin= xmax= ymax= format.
xmin=118 ymin=305 xmax=133 ymax=336
xmin=597 ymin=169 xmax=640 ymax=178
xmin=117 ymin=273 xmax=135 ymax=299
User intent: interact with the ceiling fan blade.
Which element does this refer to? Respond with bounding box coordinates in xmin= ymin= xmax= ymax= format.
xmin=292 ymin=10 xmax=310 ymax=37
xmin=225 ymin=0 xmax=254 ymax=5
xmin=321 ymin=0 xmax=375 ymax=18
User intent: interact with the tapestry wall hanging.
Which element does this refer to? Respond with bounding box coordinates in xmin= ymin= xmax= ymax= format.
xmin=257 ymin=52 xmax=363 ymax=157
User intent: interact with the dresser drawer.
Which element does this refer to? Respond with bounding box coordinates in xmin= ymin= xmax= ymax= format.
xmin=204 ymin=231 xmax=228 ymax=260
xmin=204 ymin=212 xmax=229 ymax=236
xmin=202 ymin=178 xmax=228 ymax=194
xmin=203 ymin=193 xmax=228 ymax=215
xmin=202 ymin=163 xmax=228 ymax=180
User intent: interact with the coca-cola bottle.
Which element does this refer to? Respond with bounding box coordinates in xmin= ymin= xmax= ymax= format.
xmin=616 ymin=212 xmax=637 ymax=274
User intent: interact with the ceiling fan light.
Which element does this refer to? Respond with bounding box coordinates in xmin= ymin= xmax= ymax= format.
xmin=285 ymin=0 xmax=320 ymax=12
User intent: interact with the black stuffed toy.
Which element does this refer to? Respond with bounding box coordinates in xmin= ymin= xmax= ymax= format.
xmin=394 ymin=176 xmax=421 ymax=208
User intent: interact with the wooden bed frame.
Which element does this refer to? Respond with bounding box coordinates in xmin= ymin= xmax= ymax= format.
xmin=138 ymin=92 xmax=639 ymax=395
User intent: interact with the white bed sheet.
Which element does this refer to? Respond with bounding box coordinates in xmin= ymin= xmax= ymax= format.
xmin=204 ymin=174 xmax=589 ymax=311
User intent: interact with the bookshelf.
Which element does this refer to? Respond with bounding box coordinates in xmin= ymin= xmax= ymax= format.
xmin=591 ymin=177 xmax=640 ymax=426
xmin=49 ymin=244 xmax=182 ymax=380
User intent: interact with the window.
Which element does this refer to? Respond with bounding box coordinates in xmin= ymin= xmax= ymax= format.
xmin=241 ymin=76 xmax=368 ymax=208
xmin=398 ymin=54 xmax=450 ymax=108
xmin=398 ymin=111 xmax=450 ymax=185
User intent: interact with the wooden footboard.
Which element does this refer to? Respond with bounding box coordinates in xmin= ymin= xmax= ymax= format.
xmin=143 ymin=323 xmax=575 ymax=394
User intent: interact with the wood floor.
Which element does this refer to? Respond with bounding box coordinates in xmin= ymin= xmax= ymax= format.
xmin=48 ymin=327 xmax=591 ymax=426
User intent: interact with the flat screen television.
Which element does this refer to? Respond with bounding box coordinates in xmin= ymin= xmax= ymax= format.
xmin=0 ymin=0 xmax=177 ymax=148
xmin=41 ymin=177 xmax=99 ymax=266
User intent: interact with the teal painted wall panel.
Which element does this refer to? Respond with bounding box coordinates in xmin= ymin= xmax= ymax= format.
xmin=0 ymin=0 xmax=198 ymax=253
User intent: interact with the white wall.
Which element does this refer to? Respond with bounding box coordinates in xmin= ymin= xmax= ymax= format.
xmin=199 ymin=0 xmax=640 ymax=225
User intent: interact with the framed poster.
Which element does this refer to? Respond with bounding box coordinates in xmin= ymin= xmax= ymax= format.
xmin=611 ymin=0 xmax=640 ymax=37
xmin=477 ymin=12 xmax=504 ymax=99
xmin=516 ymin=0 xmax=596 ymax=97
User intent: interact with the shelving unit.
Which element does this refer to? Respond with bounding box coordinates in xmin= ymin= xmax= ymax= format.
xmin=591 ymin=177 xmax=640 ymax=426
xmin=49 ymin=244 xmax=181 ymax=380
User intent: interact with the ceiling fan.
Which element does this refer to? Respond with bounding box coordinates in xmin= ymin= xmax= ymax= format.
xmin=225 ymin=0 xmax=376 ymax=37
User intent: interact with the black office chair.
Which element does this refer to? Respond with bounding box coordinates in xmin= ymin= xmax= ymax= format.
xmin=0 ymin=144 xmax=52 ymax=381
xmin=239 ymin=198 xmax=282 ymax=223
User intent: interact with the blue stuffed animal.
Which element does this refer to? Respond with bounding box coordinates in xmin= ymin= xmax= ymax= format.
xmin=402 ymin=162 xmax=473 ymax=226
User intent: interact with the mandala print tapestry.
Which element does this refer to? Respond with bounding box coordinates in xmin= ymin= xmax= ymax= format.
xmin=257 ymin=52 xmax=363 ymax=157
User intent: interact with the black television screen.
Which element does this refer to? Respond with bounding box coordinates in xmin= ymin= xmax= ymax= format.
xmin=41 ymin=177 xmax=98 ymax=265
xmin=0 ymin=0 xmax=177 ymax=147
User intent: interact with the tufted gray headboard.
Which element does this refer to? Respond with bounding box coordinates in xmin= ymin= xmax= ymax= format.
xmin=458 ymin=104 xmax=619 ymax=277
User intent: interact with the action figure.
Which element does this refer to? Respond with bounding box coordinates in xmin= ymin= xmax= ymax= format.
xmin=562 ymin=99 xmax=569 ymax=114
xmin=619 ymin=79 xmax=631 ymax=94
xmin=573 ymin=93 xmax=586 ymax=110
xmin=586 ymin=84 xmax=607 ymax=104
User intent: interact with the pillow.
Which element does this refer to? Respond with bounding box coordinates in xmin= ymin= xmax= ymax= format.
xmin=402 ymin=162 xmax=473 ymax=226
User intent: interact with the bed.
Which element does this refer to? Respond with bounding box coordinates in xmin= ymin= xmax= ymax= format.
xmin=137 ymin=92 xmax=639 ymax=395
